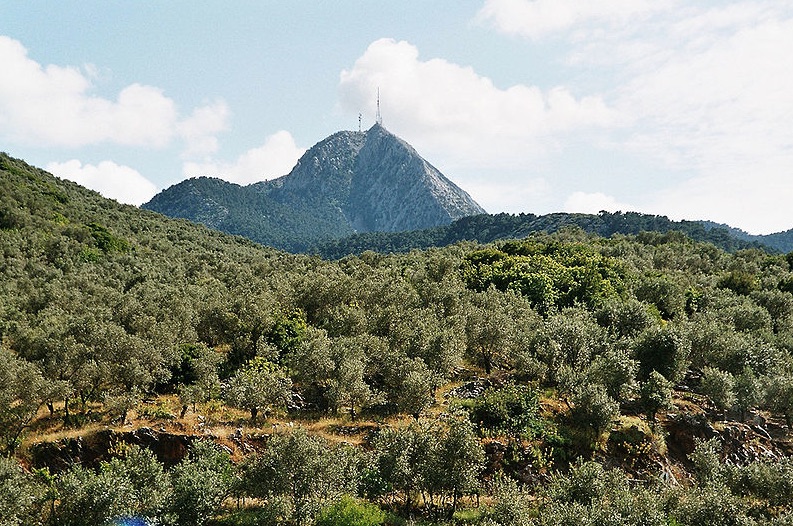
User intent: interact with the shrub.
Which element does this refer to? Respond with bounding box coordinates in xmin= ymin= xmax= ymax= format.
xmin=467 ymin=383 xmax=541 ymax=437
xmin=314 ymin=495 xmax=385 ymax=526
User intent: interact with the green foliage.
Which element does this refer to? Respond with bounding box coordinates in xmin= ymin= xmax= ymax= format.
xmin=734 ymin=367 xmax=761 ymax=421
xmin=432 ymin=417 xmax=486 ymax=509
xmin=689 ymin=438 xmax=724 ymax=487
xmin=533 ymin=308 xmax=607 ymax=382
xmin=313 ymin=210 xmax=773 ymax=259
xmin=718 ymin=271 xmax=759 ymax=295
xmin=464 ymin=286 xmax=533 ymax=374
xmin=9 ymin=151 xmax=793 ymax=525
xmin=484 ymin=476 xmax=534 ymax=526
xmin=241 ymin=429 xmax=359 ymax=524
xmin=54 ymin=445 xmax=169 ymax=526
xmin=465 ymin=383 xmax=541 ymax=437
xmin=223 ymin=357 xmax=292 ymax=421
xmin=371 ymin=418 xmax=484 ymax=513
xmin=596 ymin=297 xmax=656 ymax=339
xmin=587 ymin=348 xmax=638 ymax=401
xmin=569 ymin=383 xmax=620 ymax=436
xmin=315 ymin=495 xmax=385 ymax=526
xmin=634 ymin=327 xmax=690 ymax=383
xmin=700 ymin=367 xmax=736 ymax=413
xmin=86 ymin=222 xmax=130 ymax=253
xmin=545 ymin=459 xmax=614 ymax=505
xmin=169 ymin=440 xmax=235 ymax=526
xmin=463 ymin=240 xmax=625 ymax=313
xmin=0 ymin=345 xmax=46 ymax=455
xmin=266 ymin=309 xmax=308 ymax=355
xmin=640 ymin=370 xmax=673 ymax=423
xmin=0 ymin=456 xmax=45 ymax=526
xmin=538 ymin=460 xmax=667 ymax=526
xmin=764 ymin=373 xmax=793 ymax=427
xmin=668 ymin=485 xmax=754 ymax=526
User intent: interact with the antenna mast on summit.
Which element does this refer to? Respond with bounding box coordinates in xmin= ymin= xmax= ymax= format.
xmin=376 ymin=87 xmax=382 ymax=125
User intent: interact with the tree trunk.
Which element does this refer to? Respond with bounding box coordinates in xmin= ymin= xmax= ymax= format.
xmin=180 ymin=404 xmax=188 ymax=418
xmin=483 ymin=353 xmax=492 ymax=375
xmin=250 ymin=406 xmax=258 ymax=422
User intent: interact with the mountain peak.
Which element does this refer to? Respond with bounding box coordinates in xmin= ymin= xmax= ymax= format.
xmin=144 ymin=126 xmax=485 ymax=251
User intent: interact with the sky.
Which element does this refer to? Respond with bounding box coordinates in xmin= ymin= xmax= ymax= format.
xmin=2 ymin=1 xmax=793 ymax=235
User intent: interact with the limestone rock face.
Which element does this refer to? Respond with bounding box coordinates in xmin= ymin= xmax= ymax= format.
xmin=143 ymin=124 xmax=485 ymax=251
xmin=347 ymin=123 xmax=485 ymax=232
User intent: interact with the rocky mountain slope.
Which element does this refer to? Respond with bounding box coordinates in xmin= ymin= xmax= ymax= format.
xmin=143 ymin=123 xmax=485 ymax=251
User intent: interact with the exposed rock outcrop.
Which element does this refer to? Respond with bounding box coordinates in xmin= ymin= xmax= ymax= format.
xmin=143 ymin=124 xmax=485 ymax=252
xmin=29 ymin=428 xmax=196 ymax=473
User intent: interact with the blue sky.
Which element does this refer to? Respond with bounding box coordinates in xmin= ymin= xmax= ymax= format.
xmin=2 ymin=1 xmax=792 ymax=234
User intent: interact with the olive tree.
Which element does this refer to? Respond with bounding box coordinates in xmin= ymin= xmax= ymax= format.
xmin=640 ymin=370 xmax=673 ymax=424
xmin=701 ymin=367 xmax=736 ymax=417
xmin=241 ymin=429 xmax=359 ymax=525
xmin=0 ymin=346 xmax=46 ymax=455
xmin=223 ymin=357 xmax=292 ymax=422
xmin=634 ymin=326 xmax=690 ymax=383
xmin=54 ymin=445 xmax=170 ymax=526
xmin=570 ymin=383 xmax=620 ymax=437
xmin=0 ymin=456 xmax=45 ymax=526
xmin=168 ymin=440 xmax=235 ymax=526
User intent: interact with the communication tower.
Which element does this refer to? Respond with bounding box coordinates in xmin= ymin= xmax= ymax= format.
xmin=376 ymin=87 xmax=382 ymax=125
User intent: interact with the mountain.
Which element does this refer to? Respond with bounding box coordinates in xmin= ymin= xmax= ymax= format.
xmin=700 ymin=220 xmax=793 ymax=253
xmin=312 ymin=211 xmax=776 ymax=259
xmin=143 ymin=123 xmax=486 ymax=251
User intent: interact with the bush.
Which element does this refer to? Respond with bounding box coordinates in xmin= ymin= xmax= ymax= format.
xmin=0 ymin=457 xmax=45 ymax=526
xmin=634 ymin=327 xmax=690 ymax=383
xmin=314 ymin=495 xmax=385 ymax=526
xmin=467 ymin=383 xmax=541 ymax=437
xmin=570 ymin=383 xmax=620 ymax=436
xmin=700 ymin=367 xmax=735 ymax=413
xmin=168 ymin=441 xmax=234 ymax=526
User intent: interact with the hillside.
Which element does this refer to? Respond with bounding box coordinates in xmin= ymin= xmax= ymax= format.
xmin=312 ymin=211 xmax=773 ymax=259
xmin=7 ymin=151 xmax=793 ymax=525
xmin=143 ymin=123 xmax=485 ymax=252
xmin=700 ymin=220 xmax=793 ymax=253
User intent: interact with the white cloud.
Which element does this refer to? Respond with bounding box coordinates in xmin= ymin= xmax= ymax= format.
xmin=183 ymin=130 xmax=305 ymax=185
xmin=178 ymin=99 xmax=231 ymax=159
xmin=638 ymin=158 xmax=793 ymax=235
xmin=468 ymin=177 xmax=551 ymax=214
xmin=476 ymin=0 xmax=674 ymax=39
xmin=612 ymin=4 xmax=793 ymax=233
xmin=0 ymin=35 xmax=228 ymax=151
xmin=338 ymin=38 xmax=615 ymax=170
xmin=564 ymin=191 xmax=634 ymax=215
xmin=47 ymin=159 xmax=159 ymax=206
xmin=477 ymin=1 xmax=793 ymax=233
xmin=618 ymin=7 xmax=793 ymax=169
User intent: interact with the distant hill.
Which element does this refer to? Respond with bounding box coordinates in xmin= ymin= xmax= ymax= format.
xmin=699 ymin=220 xmax=793 ymax=253
xmin=311 ymin=211 xmax=778 ymax=259
xmin=143 ymin=123 xmax=485 ymax=252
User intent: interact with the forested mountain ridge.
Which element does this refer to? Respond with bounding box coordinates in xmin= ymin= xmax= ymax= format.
xmin=143 ymin=123 xmax=486 ymax=252
xmin=313 ymin=210 xmax=775 ymax=258
xmin=699 ymin=219 xmax=793 ymax=253
xmin=8 ymin=151 xmax=793 ymax=525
